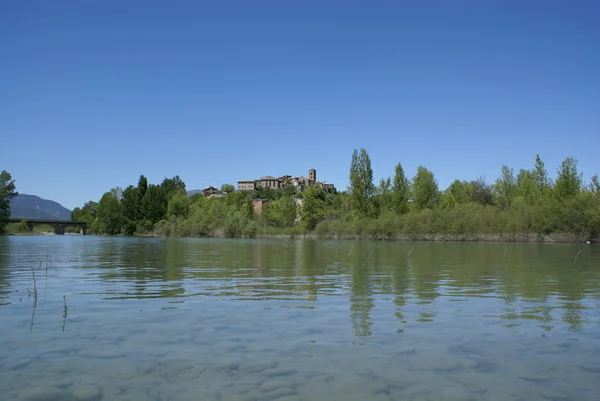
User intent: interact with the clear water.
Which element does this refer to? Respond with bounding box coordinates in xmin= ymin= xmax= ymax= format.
xmin=1 ymin=236 xmax=599 ymax=401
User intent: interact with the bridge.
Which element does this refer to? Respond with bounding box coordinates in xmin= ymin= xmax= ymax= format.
xmin=8 ymin=218 xmax=88 ymax=235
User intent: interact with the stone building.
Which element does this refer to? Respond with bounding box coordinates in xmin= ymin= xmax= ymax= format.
xmin=238 ymin=168 xmax=335 ymax=192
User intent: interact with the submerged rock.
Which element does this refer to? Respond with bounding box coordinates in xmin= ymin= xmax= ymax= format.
xmin=21 ymin=387 xmax=70 ymax=401
xmin=72 ymin=385 xmax=102 ymax=401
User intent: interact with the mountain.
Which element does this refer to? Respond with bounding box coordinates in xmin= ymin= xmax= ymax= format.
xmin=9 ymin=194 xmax=72 ymax=221
xmin=186 ymin=189 xmax=204 ymax=196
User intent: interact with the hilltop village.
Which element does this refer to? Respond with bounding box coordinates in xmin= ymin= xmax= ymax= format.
xmin=202 ymin=168 xmax=335 ymax=198
xmin=238 ymin=169 xmax=335 ymax=192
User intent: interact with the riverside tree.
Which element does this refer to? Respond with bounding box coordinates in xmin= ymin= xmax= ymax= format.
xmin=554 ymin=157 xmax=583 ymax=200
xmin=411 ymin=166 xmax=439 ymax=210
xmin=0 ymin=170 xmax=18 ymax=231
xmin=392 ymin=162 xmax=410 ymax=215
xmin=72 ymin=150 xmax=600 ymax=240
xmin=493 ymin=165 xmax=516 ymax=209
xmin=300 ymin=186 xmax=325 ymax=231
xmin=348 ymin=148 xmax=376 ymax=217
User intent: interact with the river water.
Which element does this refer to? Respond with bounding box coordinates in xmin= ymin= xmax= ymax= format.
xmin=1 ymin=236 xmax=599 ymax=401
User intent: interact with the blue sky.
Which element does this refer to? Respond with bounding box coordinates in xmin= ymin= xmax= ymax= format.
xmin=2 ymin=1 xmax=599 ymax=210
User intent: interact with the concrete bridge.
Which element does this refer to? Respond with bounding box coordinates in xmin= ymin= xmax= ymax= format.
xmin=8 ymin=218 xmax=88 ymax=235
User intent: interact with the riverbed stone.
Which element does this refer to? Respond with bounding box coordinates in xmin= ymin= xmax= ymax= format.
xmin=72 ymin=385 xmax=102 ymax=401
xmin=261 ymin=387 xmax=297 ymax=400
xmin=260 ymin=378 xmax=296 ymax=392
xmin=22 ymin=387 xmax=70 ymax=401
xmin=241 ymin=360 xmax=278 ymax=374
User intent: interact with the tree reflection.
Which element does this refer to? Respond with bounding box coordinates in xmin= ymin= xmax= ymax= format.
xmin=0 ymin=238 xmax=11 ymax=306
xmin=21 ymin=237 xmax=598 ymax=334
xmin=349 ymin=242 xmax=374 ymax=336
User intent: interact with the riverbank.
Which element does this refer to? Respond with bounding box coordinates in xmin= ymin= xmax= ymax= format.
xmin=143 ymin=230 xmax=598 ymax=243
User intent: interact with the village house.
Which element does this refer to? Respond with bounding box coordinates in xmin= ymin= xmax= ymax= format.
xmin=203 ymin=186 xmax=219 ymax=197
xmin=237 ymin=168 xmax=335 ymax=192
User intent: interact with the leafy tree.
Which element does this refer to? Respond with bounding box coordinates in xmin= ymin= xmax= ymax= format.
xmin=348 ymin=148 xmax=376 ymax=217
xmin=440 ymin=192 xmax=456 ymax=209
xmin=493 ymin=165 xmax=516 ymax=209
xmin=392 ymin=162 xmax=410 ymax=214
xmin=142 ymin=184 xmax=167 ymax=224
xmin=161 ymin=176 xmax=186 ymax=200
xmin=283 ymin=184 xmax=298 ymax=197
xmin=300 ymin=186 xmax=325 ymax=231
xmin=97 ymin=189 xmax=123 ymax=235
xmin=221 ymin=183 xmax=235 ymax=194
xmin=375 ymin=177 xmax=392 ymax=213
xmin=167 ymin=190 xmax=191 ymax=219
xmin=467 ymin=176 xmax=493 ymax=205
xmin=554 ymin=157 xmax=583 ymax=200
xmin=533 ymin=154 xmax=549 ymax=192
xmin=71 ymin=207 xmax=82 ymax=222
xmin=264 ymin=196 xmax=298 ymax=227
xmin=412 ymin=166 xmax=439 ymax=210
xmin=515 ymin=169 xmax=538 ymax=205
xmin=590 ymin=174 xmax=600 ymax=194
xmin=0 ymin=170 xmax=18 ymax=231
xmin=71 ymin=201 xmax=100 ymax=233
xmin=446 ymin=180 xmax=470 ymax=205
xmin=137 ymin=175 xmax=148 ymax=198
xmin=121 ymin=185 xmax=141 ymax=235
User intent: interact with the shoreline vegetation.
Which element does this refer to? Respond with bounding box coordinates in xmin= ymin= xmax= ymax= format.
xmin=2 ymin=229 xmax=598 ymax=243
xmin=4 ymin=150 xmax=598 ymax=243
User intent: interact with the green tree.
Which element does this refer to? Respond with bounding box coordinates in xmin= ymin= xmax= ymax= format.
xmin=221 ymin=183 xmax=235 ymax=194
xmin=411 ymin=166 xmax=439 ymax=210
xmin=493 ymin=165 xmax=516 ymax=209
xmin=348 ymin=148 xmax=376 ymax=217
xmin=467 ymin=176 xmax=493 ymax=205
xmin=283 ymin=184 xmax=298 ymax=197
xmin=300 ymin=186 xmax=325 ymax=231
xmin=515 ymin=169 xmax=538 ymax=205
xmin=533 ymin=154 xmax=549 ymax=192
xmin=167 ymin=190 xmax=191 ymax=219
xmin=137 ymin=175 xmax=148 ymax=198
xmin=71 ymin=207 xmax=82 ymax=222
xmin=391 ymin=162 xmax=410 ymax=214
xmin=590 ymin=174 xmax=600 ymax=194
xmin=121 ymin=185 xmax=141 ymax=235
xmin=0 ymin=170 xmax=18 ymax=231
xmin=161 ymin=176 xmax=186 ymax=200
xmin=554 ymin=157 xmax=583 ymax=200
xmin=142 ymin=184 xmax=167 ymax=224
xmin=375 ymin=177 xmax=392 ymax=213
xmin=263 ymin=196 xmax=298 ymax=227
xmin=446 ymin=180 xmax=470 ymax=205
xmin=97 ymin=189 xmax=123 ymax=235
xmin=72 ymin=201 xmax=99 ymax=233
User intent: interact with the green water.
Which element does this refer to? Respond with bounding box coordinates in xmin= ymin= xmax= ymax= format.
xmin=1 ymin=236 xmax=599 ymax=401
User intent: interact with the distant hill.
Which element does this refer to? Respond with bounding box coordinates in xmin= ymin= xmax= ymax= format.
xmin=9 ymin=194 xmax=72 ymax=221
xmin=186 ymin=189 xmax=204 ymax=196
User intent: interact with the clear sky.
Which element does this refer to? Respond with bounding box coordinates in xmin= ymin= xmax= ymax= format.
xmin=2 ymin=1 xmax=599 ymax=210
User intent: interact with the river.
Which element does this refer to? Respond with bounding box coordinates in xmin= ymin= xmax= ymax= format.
xmin=1 ymin=236 xmax=599 ymax=401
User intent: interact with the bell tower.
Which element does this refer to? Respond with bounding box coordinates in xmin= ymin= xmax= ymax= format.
xmin=308 ymin=168 xmax=316 ymax=185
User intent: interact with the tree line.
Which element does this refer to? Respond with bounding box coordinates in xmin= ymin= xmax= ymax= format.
xmin=68 ymin=149 xmax=600 ymax=241
xmin=0 ymin=170 xmax=18 ymax=232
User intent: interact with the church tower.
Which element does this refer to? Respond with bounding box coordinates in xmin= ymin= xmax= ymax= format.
xmin=308 ymin=168 xmax=316 ymax=185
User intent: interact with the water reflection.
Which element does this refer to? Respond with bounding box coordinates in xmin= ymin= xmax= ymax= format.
xmin=1 ymin=237 xmax=599 ymax=336
xmin=2 ymin=237 xmax=600 ymax=401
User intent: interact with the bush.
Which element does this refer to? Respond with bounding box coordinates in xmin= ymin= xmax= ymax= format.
xmin=32 ymin=224 xmax=55 ymax=234
xmin=4 ymin=220 xmax=31 ymax=234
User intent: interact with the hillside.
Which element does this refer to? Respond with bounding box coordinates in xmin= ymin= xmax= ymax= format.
xmin=9 ymin=194 xmax=72 ymax=221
